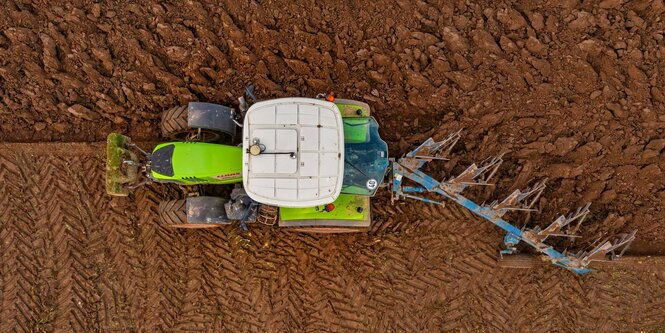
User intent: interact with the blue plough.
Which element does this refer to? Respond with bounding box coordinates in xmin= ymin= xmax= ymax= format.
xmin=391 ymin=130 xmax=636 ymax=274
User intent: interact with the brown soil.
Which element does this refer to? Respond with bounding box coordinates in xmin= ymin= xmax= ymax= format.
xmin=1 ymin=0 xmax=664 ymax=332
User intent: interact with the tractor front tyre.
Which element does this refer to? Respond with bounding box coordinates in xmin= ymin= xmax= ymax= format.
xmin=497 ymin=254 xmax=538 ymax=269
xmin=158 ymin=199 xmax=220 ymax=229
xmin=160 ymin=105 xmax=222 ymax=143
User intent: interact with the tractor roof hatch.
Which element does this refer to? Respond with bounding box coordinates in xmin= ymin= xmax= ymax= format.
xmin=242 ymin=98 xmax=345 ymax=208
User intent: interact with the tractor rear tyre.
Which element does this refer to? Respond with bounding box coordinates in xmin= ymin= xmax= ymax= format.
xmin=497 ymin=254 xmax=538 ymax=269
xmin=160 ymin=105 xmax=223 ymax=143
xmin=158 ymin=199 xmax=220 ymax=229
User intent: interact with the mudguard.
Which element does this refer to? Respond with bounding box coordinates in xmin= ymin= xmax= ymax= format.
xmin=278 ymin=194 xmax=371 ymax=228
xmin=186 ymin=196 xmax=233 ymax=225
xmin=335 ymin=99 xmax=371 ymax=118
xmin=187 ymin=102 xmax=236 ymax=137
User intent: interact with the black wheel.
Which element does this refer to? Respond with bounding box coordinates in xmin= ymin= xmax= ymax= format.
xmin=497 ymin=254 xmax=538 ymax=269
xmin=158 ymin=199 xmax=220 ymax=229
xmin=160 ymin=105 xmax=226 ymax=143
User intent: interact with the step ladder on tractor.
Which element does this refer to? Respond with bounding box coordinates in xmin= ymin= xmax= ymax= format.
xmin=105 ymin=86 xmax=636 ymax=275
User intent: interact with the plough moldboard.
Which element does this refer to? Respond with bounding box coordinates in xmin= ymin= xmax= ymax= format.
xmin=391 ymin=130 xmax=637 ymax=274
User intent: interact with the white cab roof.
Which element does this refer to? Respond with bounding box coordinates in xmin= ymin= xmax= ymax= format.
xmin=242 ymin=98 xmax=344 ymax=207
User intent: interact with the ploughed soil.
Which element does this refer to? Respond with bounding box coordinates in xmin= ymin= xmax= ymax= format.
xmin=0 ymin=0 xmax=664 ymax=332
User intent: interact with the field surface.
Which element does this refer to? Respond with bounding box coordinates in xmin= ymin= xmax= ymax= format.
xmin=1 ymin=0 xmax=664 ymax=332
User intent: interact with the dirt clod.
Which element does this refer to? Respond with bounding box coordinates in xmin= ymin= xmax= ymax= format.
xmin=67 ymin=104 xmax=100 ymax=121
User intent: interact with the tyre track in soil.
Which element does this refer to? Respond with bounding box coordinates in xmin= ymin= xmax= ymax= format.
xmin=74 ymin=155 xmax=145 ymax=331
xmin=136 ymin=185 xmax=189 ymax=332
xmin=0 ymin=154 xmax=25 ymax=331
xmin=1 ymin=142 xmax=665 ymax=332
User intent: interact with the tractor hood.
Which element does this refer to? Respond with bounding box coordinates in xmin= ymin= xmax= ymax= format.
xmin=150 ymin=142 xmax=242 ymax=182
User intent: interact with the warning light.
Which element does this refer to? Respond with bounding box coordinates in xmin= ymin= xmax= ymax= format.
xmin=324 ymin=203 xmax=335 ymax=212
xmin=326 ymin=94 xmax=335 ymax=102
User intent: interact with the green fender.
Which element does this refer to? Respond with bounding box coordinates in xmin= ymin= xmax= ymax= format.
xmin=279 ymin=194 xmax=371 ymax=228
xmin=335 ymin=99 xmax=371 ymax=118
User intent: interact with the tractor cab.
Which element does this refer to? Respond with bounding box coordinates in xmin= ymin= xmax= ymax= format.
xmin=242 ymin=98 xmax=346 ymax=208
xmin=241 ymin=98 xmax=390 ymax=208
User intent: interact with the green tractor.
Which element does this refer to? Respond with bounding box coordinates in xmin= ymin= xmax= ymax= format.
xmin=107 ymin=93 xmax=390 ymax=232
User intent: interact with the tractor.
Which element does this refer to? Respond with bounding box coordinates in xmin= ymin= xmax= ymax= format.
xmin=107 ymin=91 xmax=388 ymax=233
xmin=106 ymin=89 xmax=636 ymax=274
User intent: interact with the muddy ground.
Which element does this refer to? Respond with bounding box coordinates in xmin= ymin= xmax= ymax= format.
xmin=1 ymin=0 xmax=664 ymax=332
